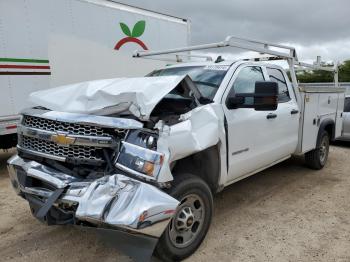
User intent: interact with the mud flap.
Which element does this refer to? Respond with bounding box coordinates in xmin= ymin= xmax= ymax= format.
xmin=82 ymin=227 xmax=159 ymax=262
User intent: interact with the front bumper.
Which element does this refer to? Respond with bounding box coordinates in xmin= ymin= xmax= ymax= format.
xmin=7 ymin=155 xmax=179 ymax=239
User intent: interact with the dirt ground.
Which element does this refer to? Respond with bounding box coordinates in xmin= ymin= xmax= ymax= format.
xmin=0 ymin=144 xmax=350 ymax=262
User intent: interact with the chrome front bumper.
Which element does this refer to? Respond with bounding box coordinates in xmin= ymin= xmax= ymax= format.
xmin=7 ymin=155 xmax=179 ymax=239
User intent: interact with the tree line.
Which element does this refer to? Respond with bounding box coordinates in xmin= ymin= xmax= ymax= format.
xmin=295 ymin=60 xmax=350 ymax=83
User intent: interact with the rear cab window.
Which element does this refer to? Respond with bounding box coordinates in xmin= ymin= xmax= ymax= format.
xmin=266 ymin=67 xmax=291 ymax=103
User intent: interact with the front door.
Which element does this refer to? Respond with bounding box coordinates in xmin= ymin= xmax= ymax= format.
xmin=222 ymin=65 xmax=297 ymax=182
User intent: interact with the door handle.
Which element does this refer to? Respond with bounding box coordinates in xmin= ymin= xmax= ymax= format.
xmin=266 ymin=113 xmax=277 ymax=119
xmin=291 ymin=109 xmax=299 ymax=115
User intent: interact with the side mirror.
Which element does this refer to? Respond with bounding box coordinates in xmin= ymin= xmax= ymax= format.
xmin=254 ymin=81 xmax=278 ymax=111
xmin=226 ymin=96 xmax=245 ymax=109
xmin=226 ymin=81 xmax=278 ymax=111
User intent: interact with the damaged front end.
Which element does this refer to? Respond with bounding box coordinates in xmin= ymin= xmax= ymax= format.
xmin=8 ymin=155 xmax=178 ymax=236
xmin=8 ymin=106 xmax=181 ymax=260
xmin=7 ymin=73 xmax=226 ymax=260
xmin=7 ymin=154 xmax=179 ymax=259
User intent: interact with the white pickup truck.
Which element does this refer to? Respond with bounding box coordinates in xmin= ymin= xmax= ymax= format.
xmin=7 ymin=36 xmax=345 ymax=261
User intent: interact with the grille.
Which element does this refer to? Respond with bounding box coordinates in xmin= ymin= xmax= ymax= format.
xmin=22 ymin=115 xmax=118 ymax=137
xmin=20 ymin=115 xmax=129 ymax=164
xmin=20 ymin=136 xmax=103 ymax=162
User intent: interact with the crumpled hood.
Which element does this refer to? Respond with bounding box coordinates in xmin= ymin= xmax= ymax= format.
xmin=30 ymin=75 xmax=200 ymax=121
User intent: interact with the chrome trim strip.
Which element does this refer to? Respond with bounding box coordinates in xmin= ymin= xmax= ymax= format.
xmin=17 ymin=145 xmax=67 ymax=162
xmin=21 ymin=108 xmax=143 ymax=129
xmin=24 ymin=187 xmax=53 ymax=198
xmin=18 ymin=125 xmax=118 ymax=148
xmin=17 ymin=145 xmax=105 ymax=165
xmin=7 ymin=155 xmax=79 ymax=188
xmin=27 ymin=167 xmax=72 ymax=189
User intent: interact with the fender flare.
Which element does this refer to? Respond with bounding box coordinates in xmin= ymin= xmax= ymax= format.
xmin=317 ymin=118 xmax=335 ymax=143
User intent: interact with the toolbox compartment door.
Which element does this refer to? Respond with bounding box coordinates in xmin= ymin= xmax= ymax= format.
xmin=300 ymin=92 xmax=320 ymax=153
xmin=335 ymin=93 xmax=345 ymax=138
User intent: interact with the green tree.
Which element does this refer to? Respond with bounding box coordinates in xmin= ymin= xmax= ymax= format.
xmin=295 ymin=59 xmax=350 ymax=83
xmin=339 ymin=60 xmax=350 ymax=82
xmin=296 ymin=69 xmax=333 ymax=83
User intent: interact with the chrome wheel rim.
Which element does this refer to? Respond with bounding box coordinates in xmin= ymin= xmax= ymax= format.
xmin=319 ymin=136 xmax=329 ymax=165
xmin=168 ymin=194 xmax=205 ymax=248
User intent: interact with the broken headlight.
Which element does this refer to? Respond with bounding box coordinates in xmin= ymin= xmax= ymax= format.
xmin=115 ymin=141 xmax=164 ymax=180
xmin=125 ymin=129 xmax=157 ymax=150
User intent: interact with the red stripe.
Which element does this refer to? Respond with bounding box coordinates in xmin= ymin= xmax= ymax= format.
xmin=0 ymin=65 xmax=50 ymax=69
xmin=6 ymin=125 xmax=17 ymax=129
xmin=0 ymin=72 xmax=51 ymax=75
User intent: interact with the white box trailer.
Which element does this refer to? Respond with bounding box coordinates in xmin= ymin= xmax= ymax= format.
xmin=0 ymin=0 xmax=190 ymax=149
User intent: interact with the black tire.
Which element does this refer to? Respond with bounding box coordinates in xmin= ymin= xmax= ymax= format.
xmin=155 ymin=174 xmax=213 ymax=261
xmin=305 ymin=130 xmax=330 ymax=170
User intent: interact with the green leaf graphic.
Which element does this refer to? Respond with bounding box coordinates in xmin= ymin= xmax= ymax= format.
xmin=120 ymin=22 xmax=132 ymax=37
xmin=131 ymin=20 xmax=146 ymax=38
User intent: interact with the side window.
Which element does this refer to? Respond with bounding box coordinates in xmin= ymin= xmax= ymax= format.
xmin=267 ymin=68 xmax=290 ymax=103
xmin=344 ymin=98 xmax=350 ymax=112
xmin=232 ymin=66 xmax=265 ymax=93
xmin=228 ymin=66 xmax=265 ymax=106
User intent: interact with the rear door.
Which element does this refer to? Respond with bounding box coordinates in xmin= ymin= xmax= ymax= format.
xmin=265 ymin=67 xmax=299 ymax=155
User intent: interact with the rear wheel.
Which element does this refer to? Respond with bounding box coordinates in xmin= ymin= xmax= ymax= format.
xmin=155 ymin=174 xmax=213 ymax=261
xmin=305 ymin=130 xmax=330 ymax=170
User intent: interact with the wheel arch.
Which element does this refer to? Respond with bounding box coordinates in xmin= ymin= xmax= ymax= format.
xmin=171 ymin=144 xmax=221 ymax=193
xmin=318 ymin=118 xmax=335 ymax=142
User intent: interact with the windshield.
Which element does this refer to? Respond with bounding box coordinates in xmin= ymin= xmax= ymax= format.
xmin=148 ymin=66 xmax=228 ymax=100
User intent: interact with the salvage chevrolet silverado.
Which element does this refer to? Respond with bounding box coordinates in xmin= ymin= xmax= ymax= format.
xmin=7 ymin=36 xmax=345 ymax=261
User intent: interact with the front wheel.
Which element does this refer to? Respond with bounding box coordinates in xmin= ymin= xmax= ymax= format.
xmin=155 ymin=174 xmax=213 ymax=261
xmin=305 ymin=130 xmax=330 ymax=170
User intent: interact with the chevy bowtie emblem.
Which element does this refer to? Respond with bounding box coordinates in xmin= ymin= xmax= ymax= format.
xmin=51 ymin=134 xmax=76 ymax=146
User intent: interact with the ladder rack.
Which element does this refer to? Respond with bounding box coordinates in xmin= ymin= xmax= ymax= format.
xmin=133 ymin=35 xmax=339 ymax=87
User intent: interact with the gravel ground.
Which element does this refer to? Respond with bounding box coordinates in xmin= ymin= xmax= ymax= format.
xmin=0 ymin=143 xmax=349 ymax=262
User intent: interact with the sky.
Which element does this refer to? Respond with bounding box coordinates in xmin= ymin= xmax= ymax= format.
xmin=116 ymin=0 xmax=350 ymax=64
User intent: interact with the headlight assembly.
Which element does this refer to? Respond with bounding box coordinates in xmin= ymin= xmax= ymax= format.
xmin=115 ymin=141 xmax=164 ymax=180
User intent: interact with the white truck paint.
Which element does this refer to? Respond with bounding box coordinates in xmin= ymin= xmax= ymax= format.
xmin=0 ymin=0 xmax=190 ymax=148
xmin=301 ymin=83 xmax=350 ymax=141
xmin=299 ymin=86 xmax=345 ymax=151
xmin=150 ymin=62 xmax=345 ymax=185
